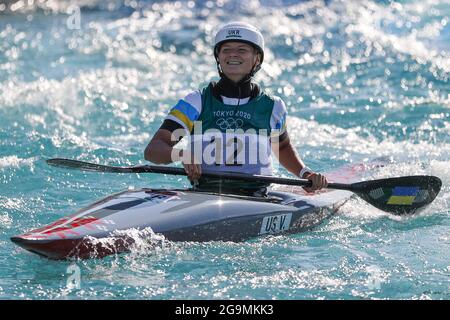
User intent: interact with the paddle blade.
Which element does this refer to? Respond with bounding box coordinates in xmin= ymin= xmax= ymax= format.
xmin=352 ymin=176 xmax=442 ymax=215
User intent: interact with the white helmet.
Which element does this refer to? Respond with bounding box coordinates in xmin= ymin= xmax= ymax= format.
xmin=214 ymin=21 xmax=264 ymax=73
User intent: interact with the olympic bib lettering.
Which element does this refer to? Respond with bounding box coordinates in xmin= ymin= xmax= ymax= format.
xmin=213 ymin=110 xmax=251 ymax=120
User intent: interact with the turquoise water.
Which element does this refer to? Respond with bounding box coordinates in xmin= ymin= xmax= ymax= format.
xmin=0 ymin=0 xmax=449 ymax=299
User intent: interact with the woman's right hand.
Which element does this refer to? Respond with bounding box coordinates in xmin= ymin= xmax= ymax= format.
xmin=180 ymin=150 xmax=202 ymax=182
xmin=182 ymin=162 xmax=202 ymax=181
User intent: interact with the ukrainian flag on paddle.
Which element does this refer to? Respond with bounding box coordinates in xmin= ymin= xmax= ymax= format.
xmin=386 ymin=186 xmax=419 ymax=205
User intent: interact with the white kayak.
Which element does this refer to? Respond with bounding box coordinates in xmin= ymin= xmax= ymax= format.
xmin=11 ymin=162 xmax=381 ymax=260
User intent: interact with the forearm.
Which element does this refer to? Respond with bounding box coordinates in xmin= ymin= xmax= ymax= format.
xmin=273 ymin=136 xmax=306 ymax=177
xmin=274 ymin=135 xmax=328 ymax=192
xmin=278 ymin=147 xmax=305 ymax=177
xmin=144 ymin=140 xmax=180 ymax=164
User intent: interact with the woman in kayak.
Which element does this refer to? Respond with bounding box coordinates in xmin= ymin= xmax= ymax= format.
xmin=144 ymin=21 xmax=327 ymax=195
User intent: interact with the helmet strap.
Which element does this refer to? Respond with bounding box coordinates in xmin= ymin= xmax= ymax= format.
xmin=248 ymin=58 xmax=261 ymax=77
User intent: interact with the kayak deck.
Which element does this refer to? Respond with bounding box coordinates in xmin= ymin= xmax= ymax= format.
xmin=11 ymin=187 xmax=352 ymax=260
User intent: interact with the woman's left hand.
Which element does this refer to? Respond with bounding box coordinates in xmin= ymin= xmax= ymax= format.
xmin=302 ymin=172 xmax=328 ymax=193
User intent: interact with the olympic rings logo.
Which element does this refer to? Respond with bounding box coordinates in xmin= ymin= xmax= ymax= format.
xmin=216 ymin=118 xmax=244 ymax=130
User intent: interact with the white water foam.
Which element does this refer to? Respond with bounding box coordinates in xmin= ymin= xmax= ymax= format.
xmin=287 ymin=116 xmax=450 ymax=162
xmin=0 ymin=156 xmax=35 ymax=170
xmin=75 ymin=227 xmax=170 ymax=260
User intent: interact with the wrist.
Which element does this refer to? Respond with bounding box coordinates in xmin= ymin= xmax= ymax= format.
xmin=299 ymin=166 xmax=313 ymax=179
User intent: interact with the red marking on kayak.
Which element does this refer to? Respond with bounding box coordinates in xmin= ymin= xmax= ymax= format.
xmin=33 ymin=216 xmax=98 ymax=234
xmin=43 ymin=217 xmax=102 ymax=235
xmin=64 ymin=217 xmax=99 ymax=229
xmin=29 ymin=217 xmax=72 ymax=234
xmin=55 ymin=232 xmax=67 ymax=239
xmin=21 ymin=216 xmax=104 ymax=240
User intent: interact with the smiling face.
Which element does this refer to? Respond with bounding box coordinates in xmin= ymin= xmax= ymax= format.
xmin=217 ymin=42 xmax=261 ymax=83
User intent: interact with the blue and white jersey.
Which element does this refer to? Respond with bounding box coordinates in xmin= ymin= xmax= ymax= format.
xmin=166 ymin=90 xmax=287 ymax=136
xmin=164 ymin=88 xmax=288 ymax=178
